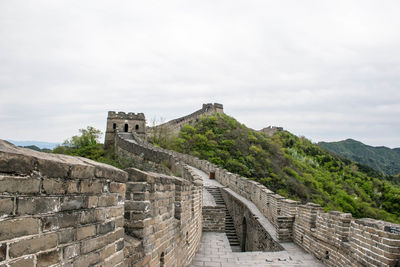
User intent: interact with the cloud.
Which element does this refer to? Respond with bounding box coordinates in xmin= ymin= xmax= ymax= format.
xmin=0 ymin=0 xmax=400 ymax=147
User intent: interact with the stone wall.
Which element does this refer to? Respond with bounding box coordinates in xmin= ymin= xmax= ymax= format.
xmin=221 ymin=188 xmax=283 ymax=252
xmin=0 ymin=140 xmax=126 ymax=267
xmin=114 ymin=129 xmax=400 ymax=266
xmin=294 ymin=204 xmax=400 ymax=267
xmin=124 ymin=168 xmax=202 ymax=267
xmin=148 ymin=103 xmax=224 ymax=137
xmin=202 ymin=206 xmax=225 ymax=232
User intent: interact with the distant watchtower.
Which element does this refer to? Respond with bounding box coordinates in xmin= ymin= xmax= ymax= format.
xmin=105 ymin=111 xmax=146 ymax=148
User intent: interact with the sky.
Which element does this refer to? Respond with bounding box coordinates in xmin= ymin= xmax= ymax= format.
xmin=1 ymin=0 xmax=400 ymax=148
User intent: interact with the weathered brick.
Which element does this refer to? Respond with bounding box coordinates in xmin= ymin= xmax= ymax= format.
xmin=115 ymin=239 xmax=124 ymax=251
xmin=0 ymin=243 xmax=6 ymax=261
xmin=77 ymin=225 xmax=96 ymax=240
xmin=37 ymin=249 xmax=61 ymax=267
xmin=109 ymin=206 xmax=124 ymax=218
xmin=98 ymin=195 xmax=118 ymax=207
xmin=0 ymin=176 xmax=40 ymax=194
xmin=58 ymin=228 xmax=76 ymax=244
xmin=61 ymin=196 xmax=87 ymax=211
xmin=36 ymin=158 xmax=69 ymax=178
xmin=70 ymin=164 xmax=95 ymax=179
xmin=58 ymin=212 xmax=79 ymax=228
xmin=0 ymin=152 xmax=35 ymax=175
xmin=80 ymin=180 xmax=103 ymax=194
xmin=93 ymin=164 xmax=128 ymax=182
xmin=103 ymin=250 xmax=124 ymax=267
xmin=80 ymin=209 xmax=105 ymax=224
xmin=42 ymin=179 xmax=78 ymax=195
xmin=110 ymin=182 xmax=126 ymax=195
xmin=41 ymin=216 xmax=59 ymax=232
xmin=64 ymin=243 xmax=80 ymax=260
xmin=88 ymin=196 xmax=98 ymax=208
xmin=80 ymin=229 xmax=122 ymax=254
xmin=17 ymin=197 xmax=59 ymax=215
xmin=97 ymin=221 xmax=115 ymax=235
xmin=8 ymin=255 xmax=35 ymax=267
xmin=100 ymin=243 xmax=115 ymax=260
xmin=9 ymin=233 xmax=57 ymax=258
xmin=42 ymin=178 xmax=65 ymax=194
xmin=0 ymin=218 xmax=39 ymax=241
xmin=0 ymin=197 xmax=14 ymax=215
xmin=72 ymin=251 xmax=100 ymax=267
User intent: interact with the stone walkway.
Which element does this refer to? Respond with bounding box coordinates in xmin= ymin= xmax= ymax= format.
xmin=189 ymin=166 xmax=325 ymax=267
xmin=189 ymin=233 xmax=325 ymax=267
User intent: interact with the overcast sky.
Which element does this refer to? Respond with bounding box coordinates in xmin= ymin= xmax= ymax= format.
xmin=1 ymin=0 xmax=400 ymax=148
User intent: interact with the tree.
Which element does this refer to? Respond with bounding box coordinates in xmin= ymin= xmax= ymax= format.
xmin=53 ymin=126 xmax=104 ymax=160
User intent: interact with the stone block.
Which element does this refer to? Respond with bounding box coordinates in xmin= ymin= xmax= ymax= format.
xmin=77 ymin=225 xmax=96 ymax=240
xmin=70 ymin=164 xmax=95 ymax=179
xmin=97 ymin=221 xmax=115 ymax=235
xmin=0 ymin=218 xmax=39 ymax=241
xmin=88 ymin=196 xmax=98 ymax=208
xmin=42 ymin=178 xmax=65 ymax=194
xmin=110 ymin=182 xmax=126 ymax=195
xmin=80 ymin=180 xmax=103 ymax=194
xmin=37 ymin=249 xmax=61 ymax=267
xmin=61 ymin=196 xmax=87 ymax=211
xmin=0 ymin=152 xmax=35 ymax=175
xmin=8 ymin=255 xmax=35 ymax=267
xmin=98 ymin=195 xmax=118 ymax=207
xmin=58 ymin=228 xmax=76 ymax=244
xmin=58 ymin=212 xmax=79 ymax=228
xmin=0 ymin=197 xmax=14 ymax=215
xmin=17 ymin=197 xmax=59 ymax=215
xmin=72 ymin=251 xmax=100 ymax=266
xmin=0 ymin=176 xmax=40 ymax=194
xmin=80 ymin=209 xmax=105 ymax=224
xmin=9 ymin=233 xmax=57 ymax=258
xmin=64 ymin=243 xmax=80 ymax=260
xmin=41 ymin=216 xmax=59 ymax=232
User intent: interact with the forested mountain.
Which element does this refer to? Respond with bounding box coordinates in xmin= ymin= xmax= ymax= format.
xmin=151 ymin=114 xmax=400 ymax=223
xmin=319 ymin=139 xmax=400 ymax=176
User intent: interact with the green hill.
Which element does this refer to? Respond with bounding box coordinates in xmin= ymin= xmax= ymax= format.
xmin=152 ymin=113 xmax=400 ymax=223
xmin=318 ymin=139 xmax=400 ymax=176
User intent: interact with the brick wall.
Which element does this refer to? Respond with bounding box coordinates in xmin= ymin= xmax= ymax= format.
xmin=202 ymin=206 xmax=225 ymax=232
xmin=0 ymin=140 xmax=126 ymax=267
xmin=115 ymin=129 xmax=400 ymax=266
xmin=221 ymin=188 xmax=283 ymax=252
xmin=123 ymin=168 xmax=202 ymax=267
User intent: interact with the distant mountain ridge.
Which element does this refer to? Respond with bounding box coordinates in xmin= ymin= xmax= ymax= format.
xmin=7 ymin=140 xmax=60 ymax=150
xmin=318 ymin=139 xmax=400 ymax=176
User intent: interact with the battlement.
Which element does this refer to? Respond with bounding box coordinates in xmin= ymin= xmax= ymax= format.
xmin=107 ymin=111 xmax=145 ymax=120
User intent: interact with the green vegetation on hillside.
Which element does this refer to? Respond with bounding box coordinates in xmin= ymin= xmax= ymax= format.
xmin=155 ymin=114 xmax=400 ymax=223
xmin=319 ymin=139 xmax=400 ymax=176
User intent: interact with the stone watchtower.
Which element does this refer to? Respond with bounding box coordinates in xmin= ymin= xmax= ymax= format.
xmin=104 ymin=111 xmax=146 ymax=148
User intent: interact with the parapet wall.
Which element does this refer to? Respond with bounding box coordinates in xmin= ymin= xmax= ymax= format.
xmin=0 ymin=140 xmax=127 ymax=266
xmin=124 ymin=168 xmax=202 ymax=267
xmin=114 ymin=129 xmax=400 ymax=266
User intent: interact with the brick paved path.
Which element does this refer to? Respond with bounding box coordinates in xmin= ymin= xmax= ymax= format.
xmin=189 ymin=233 xmax=325 ymax=267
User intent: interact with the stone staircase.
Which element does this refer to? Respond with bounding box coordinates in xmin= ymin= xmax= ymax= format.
xmin=206 ymin=187 xmax=241 ymax=252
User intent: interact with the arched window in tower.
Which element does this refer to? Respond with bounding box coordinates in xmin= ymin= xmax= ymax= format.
xmin=135 ymin=124 xmax=139 ymax=130
xmin=124 ymin=124 xmax=128 ymax=132
xmin=113 ymin=123 xmax=116 ymax=130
